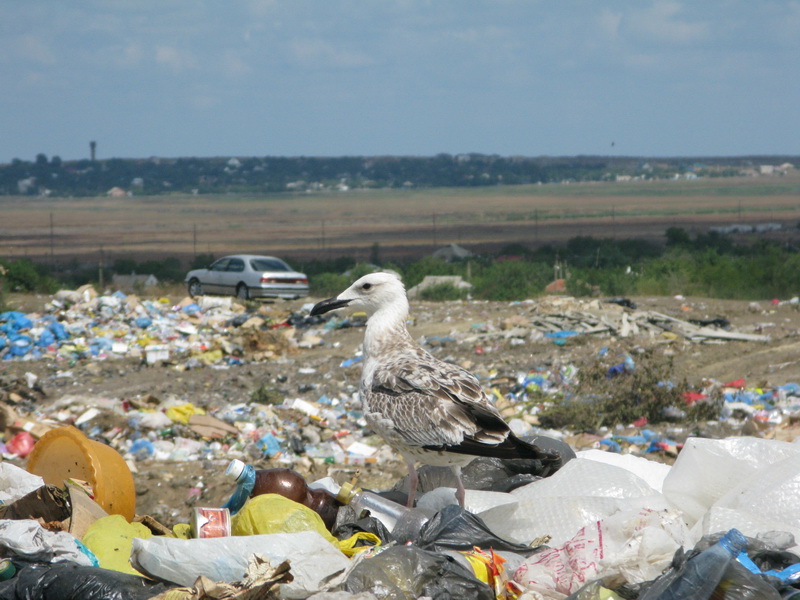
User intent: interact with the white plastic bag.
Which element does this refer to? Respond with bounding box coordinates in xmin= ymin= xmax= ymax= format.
xmin=514 ymin=507 xmax=689 ymax=597
xmin=131 ymin=530 xmax=351 ymax=599
xmin=480 ymin=458 xmax=664 ymax=546
xmin=662 ymin=436 xmax=800 ymax=526
xmin=0 ymin=463 xmax=44 ymax=504
xmin=0 ymin=519 xmax=95 ymax=565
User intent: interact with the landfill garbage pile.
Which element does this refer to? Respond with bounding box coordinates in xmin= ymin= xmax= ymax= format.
xmin=0 ymin=285 xmax=305 ymax=365
xmin=2 ymin=289 xmax=800 ymax=598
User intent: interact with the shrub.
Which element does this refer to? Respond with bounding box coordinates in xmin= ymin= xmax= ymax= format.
xmin=419 ymin=282 xmax=469 ymax=301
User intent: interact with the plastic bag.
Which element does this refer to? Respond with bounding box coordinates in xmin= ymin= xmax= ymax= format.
xmin=131 ymin=531 xmax=351 ymax=598
xmin=232 ymin=493 xmax=337 ymax=542
xmin=0 ymin=464 xmax=44 ymax=505
xmin=0 ymin=520 xmax=95 ymax=566
xmin=233 ymin=494 xmax=378 ymax=557
xmin=482 ymin=458 xmax=666 ymax=547
xmin=418 ymin=505 xmax=539 ymax=555
xmin=344 ymin=545 xmax=494 ymax=600
xmin=81 ymin=515 xmax=153 ymax=576
xmin=514 ymin=507 xmax=689 ymax=597
xmin=0 ymin=562 xmax=171 ymax=600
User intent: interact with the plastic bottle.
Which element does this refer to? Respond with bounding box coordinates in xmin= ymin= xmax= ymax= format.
xmin=336 ymin=480 xmax=433 ymax=544
xmin=221 ymin=460 xmax=339 ymax=529
xmin=639 ymin=528 xmax=748 ymax=600
xmin=222 ymin=459 xmax=256 ymax=515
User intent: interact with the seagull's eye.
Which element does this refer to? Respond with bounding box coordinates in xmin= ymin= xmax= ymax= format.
xmin=362 ymin=283 xmax=372 ymax=290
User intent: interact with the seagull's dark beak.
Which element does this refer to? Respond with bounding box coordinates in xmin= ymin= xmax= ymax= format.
xmin=310 ymin=297 xmax=352 ymax=316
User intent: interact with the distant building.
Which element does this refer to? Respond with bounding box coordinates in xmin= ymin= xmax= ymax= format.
xmin=431 ymin=243 xmax=476 ymax=262
xmin=107 ymin=187 xmax=127 ymax=197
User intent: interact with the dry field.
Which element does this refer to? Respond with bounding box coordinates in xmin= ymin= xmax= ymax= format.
xmin=2 ymin=173 xmax=799 ymax=265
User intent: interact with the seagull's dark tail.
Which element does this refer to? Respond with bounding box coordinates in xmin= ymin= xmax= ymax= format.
xmin=425 ymin=432 xmax=563 ymax=475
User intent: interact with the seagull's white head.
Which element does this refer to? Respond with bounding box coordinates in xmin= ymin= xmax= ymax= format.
xmin=311 ymin=271 xmax=407 ymax=318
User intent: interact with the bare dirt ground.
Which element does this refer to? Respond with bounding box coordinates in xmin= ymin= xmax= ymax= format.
xmin=2 ymin=291 xmax=799 ymax=527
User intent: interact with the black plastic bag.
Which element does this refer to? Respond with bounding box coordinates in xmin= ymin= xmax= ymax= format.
xmin=417 ymin=504 xmax=542 ymax=556
xmin=333 ymin=504 xmax=394 ymax=547
xmin=345 ymin=544 xmax=493 ymax=600
xmin=0 ymin=562 xmax=172 ymax=600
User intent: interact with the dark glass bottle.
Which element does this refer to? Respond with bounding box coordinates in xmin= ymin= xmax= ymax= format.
xmin=223 ymin=460 xmax=339 ymax=530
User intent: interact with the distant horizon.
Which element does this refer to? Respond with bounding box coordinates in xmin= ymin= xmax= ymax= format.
xmin=5 ymin=150 xmax=800 ymax=166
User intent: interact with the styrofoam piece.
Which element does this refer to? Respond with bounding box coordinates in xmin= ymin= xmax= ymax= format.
xmin=131 ymin=531 xmax=350 ymax=598
xmin=577 ymin=449 xmax=672 ymax=493
xmin=479 ymin=459 xmax=666 ymax=546
xmin=662 ymin=436 xmax=800 ymax=526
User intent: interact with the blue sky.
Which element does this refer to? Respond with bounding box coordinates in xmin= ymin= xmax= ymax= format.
xmin=2 ymin=1 xmax=799 ymax=162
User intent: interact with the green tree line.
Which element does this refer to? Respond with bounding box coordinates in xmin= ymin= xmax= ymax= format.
xmin=2 ymin=153 xmax=796 ymax=197
xmin=3 ymin=228 xmax=800 ymax=306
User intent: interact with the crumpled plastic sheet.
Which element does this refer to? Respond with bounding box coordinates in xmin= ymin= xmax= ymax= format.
xmin=0 ymin=520 xmax=95 ymax=566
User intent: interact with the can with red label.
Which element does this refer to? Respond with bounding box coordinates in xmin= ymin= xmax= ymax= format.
xmin=191 ymin=507 xmax=231 ymax=538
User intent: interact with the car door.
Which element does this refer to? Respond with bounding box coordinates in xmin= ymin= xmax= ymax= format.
xmin=222 ymin=257 xmax=246 ymax=295
xmin=204 ymin=258 xmax=231 ymax=294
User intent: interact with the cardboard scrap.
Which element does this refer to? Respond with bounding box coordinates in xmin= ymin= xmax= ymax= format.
xmin=189 ymin=414 xmax=241 ymax=439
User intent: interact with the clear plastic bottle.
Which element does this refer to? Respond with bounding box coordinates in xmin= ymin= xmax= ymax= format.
xmin=640 ymin=528 xmax=748 ymax=600
xmin=336 ymin=480 xmax=433 ymax=544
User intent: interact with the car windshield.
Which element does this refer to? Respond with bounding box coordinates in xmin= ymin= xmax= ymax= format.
xmin=250 ymin=258 xmax=291 ymax=272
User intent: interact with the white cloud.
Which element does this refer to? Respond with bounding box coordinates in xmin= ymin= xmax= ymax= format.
xmin=288 ymin=39 xmax=376 ymax=69
xmin=155 ymin=45 xmax=197 ymax=71
xmin=598 ymin=10 xmax=622 ymax=40
xmin=14 ymin=34 xmax=57 ymax=65
xmin=628 ymin=1 xmax=709 ymax=44
xmin=221 ymin=50 xmax=251 ymax=77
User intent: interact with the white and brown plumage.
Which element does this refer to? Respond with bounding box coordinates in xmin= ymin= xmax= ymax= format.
xmin=311 ymin=272 xmax=559 ymax=508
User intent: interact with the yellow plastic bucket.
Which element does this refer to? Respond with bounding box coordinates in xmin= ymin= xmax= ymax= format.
xmin=26 ymin=425 xmax=136 ymax=521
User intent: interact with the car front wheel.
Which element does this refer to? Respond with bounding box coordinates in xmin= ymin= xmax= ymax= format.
xmin=236 ymin=283 xmax=249 ymax=300
xmin=188 ymin=279 xmax=203 ymax=298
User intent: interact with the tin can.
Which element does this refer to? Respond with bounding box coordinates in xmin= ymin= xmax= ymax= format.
xmin=191 ymin=507 xmax=231 ymax=538
xmin=0 ymin=559 xmax=16 ymax=581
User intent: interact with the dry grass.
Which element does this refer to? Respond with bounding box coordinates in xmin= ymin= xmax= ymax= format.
xmin=2 ymin=173 xmax=799 ymax=264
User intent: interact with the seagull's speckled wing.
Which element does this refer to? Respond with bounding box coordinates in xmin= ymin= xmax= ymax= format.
xmin=364 ymin=344 xmax=509 ymax=451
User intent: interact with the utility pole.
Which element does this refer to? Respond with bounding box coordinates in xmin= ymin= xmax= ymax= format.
xmin=49 ymin=212 xmax=54 ymax=265
xmin=432 ymin=213 xmax=437 ymax=247
xmin=98 ymin=247 xmax=105 ymax=291
xmin=193 ymin=224 xmax=197 ymax=257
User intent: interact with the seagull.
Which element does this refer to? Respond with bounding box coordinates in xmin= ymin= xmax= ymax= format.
xmin=311 ymin=271 xmax=560 ymax=508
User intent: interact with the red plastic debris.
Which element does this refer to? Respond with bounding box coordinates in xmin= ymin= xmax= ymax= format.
xmin=6 ymin=431 xmax=36 ymax=458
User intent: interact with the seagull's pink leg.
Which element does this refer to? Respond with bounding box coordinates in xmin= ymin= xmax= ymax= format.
xmin=452 ymin=465 xmax=466 ymax=509
xmin=405 ymin=458 xmax=418 ymax=507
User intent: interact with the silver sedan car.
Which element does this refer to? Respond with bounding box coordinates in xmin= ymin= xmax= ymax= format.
xmin=185 ymin=254 xmax=309 ymax=300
